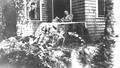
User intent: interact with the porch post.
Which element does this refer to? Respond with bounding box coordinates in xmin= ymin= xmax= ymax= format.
xmin=70 ymin=0 xmax=72 ymax=14
xmin=24 ymin=0 xmax=27 ymax=21
xmin=52 ymin=0 xmax=54 ymax=19
xmin=40 ymin=0 xmax=43 ymax=21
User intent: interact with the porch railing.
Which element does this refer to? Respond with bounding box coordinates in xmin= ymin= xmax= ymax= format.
xmin=17 ymin=21 xmax=105 ymax=41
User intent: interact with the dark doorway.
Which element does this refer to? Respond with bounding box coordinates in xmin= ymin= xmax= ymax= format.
xmin=53 ymin=0 xmax=70 ymax=18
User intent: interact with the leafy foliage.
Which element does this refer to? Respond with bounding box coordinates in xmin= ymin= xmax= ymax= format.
xmin=92 ymin=36 xmax=115 ymax=68
xmin=0 ymin=24 xmax=86 ymax=68
xmin=0 ymin=23 xmax=115 ymax=68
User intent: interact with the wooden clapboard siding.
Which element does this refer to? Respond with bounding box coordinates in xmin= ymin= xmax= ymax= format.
xmin=84 ymin=0 xmax=96 ymax=20
xmin=72 ymin=0 xmax=85 ymax=22
xmin=42 ymin=0 xmax=52 ymax=22
xmin=47 ymin=0 xmax=52 ymax=22
xmin=16 ymin=0 xmax=106 ymax=41
xmin=40 ymin=0 xmax=106 ymax=40
xmin=84 ymin=0 xmax=105 ymax=40
xmin=86 ymin=19 xmax=105 ymax=40
xmin=42 ymin=0 xmax=48 ymax=21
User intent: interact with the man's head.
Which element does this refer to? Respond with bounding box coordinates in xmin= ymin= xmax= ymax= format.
xmin=64 ymin=10 xmax=69 ymax=15
xmin=30 ymin=2 xmax=36 ymax=10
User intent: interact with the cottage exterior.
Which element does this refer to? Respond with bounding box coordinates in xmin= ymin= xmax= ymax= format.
xmin=23 ymin=0 xmax=105 ymax=40
xmin=0 ymin=0 xmax=105 ymax=41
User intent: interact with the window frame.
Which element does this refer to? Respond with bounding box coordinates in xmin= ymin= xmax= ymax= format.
xmin=24 ymin=0 xmax=42 ymax=21
xmin=96 ymin=0 xmax=105 ymax=18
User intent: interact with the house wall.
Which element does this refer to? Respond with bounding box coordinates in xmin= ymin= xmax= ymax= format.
xmin=72 ymin=0 xmax=85 ymax=22
xmin=17 ymin=0 xmax=105 ymax=41
xmin=84 ymin=0 xmax=105 ymax=40
xmin=42 ymin=0 xmax=52 ymax=22
xmin=42 ymin=0 xmax=48 ymax=21
xmin=36 ymin=0 xmax=105 ymax=40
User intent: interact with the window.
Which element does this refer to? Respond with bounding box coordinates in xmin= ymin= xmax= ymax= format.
xmin=25 ymin=0 xmax=41 ymax=21
xmin=98 ymin=0 xmax=105 ymax=17
xmin=24 ymin=0 xmax=72 ymax=21
xmin=52 ymin=0 xmax=72 ymax=19
xmin=53 ymin=0 xmax=70 ymax=18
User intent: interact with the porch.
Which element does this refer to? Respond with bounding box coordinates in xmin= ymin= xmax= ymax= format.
xmin=17 ymin=20 xmax=105 ymax=42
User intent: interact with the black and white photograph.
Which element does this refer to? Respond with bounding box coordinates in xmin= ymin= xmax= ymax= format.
xmin=0 ymin=0 xmax=119 ymax=68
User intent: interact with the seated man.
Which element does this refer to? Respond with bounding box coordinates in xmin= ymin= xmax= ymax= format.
xmin=52 ymin=10 xmax=73 ymax=22
xmin=61 ymin=10 xmax=73 ymax=22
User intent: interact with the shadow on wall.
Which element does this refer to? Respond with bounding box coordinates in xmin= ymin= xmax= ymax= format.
xmin=2 ymin=3 xmax=17 ymax=38
xmin=67 ymin=23 xmax=91 ymax=43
